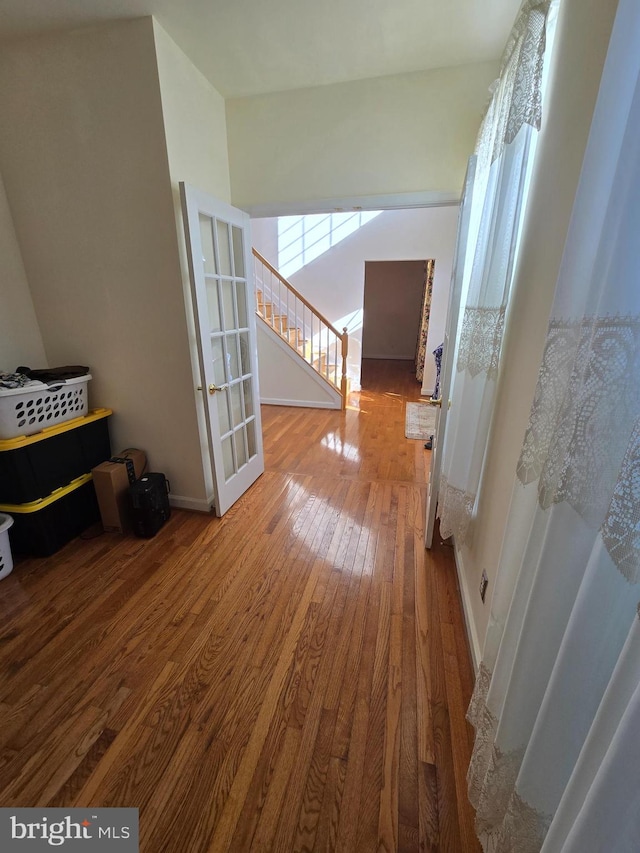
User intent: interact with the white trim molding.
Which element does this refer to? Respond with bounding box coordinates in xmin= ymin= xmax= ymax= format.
xmin=169 ymin=493 xmax=214 ymax=513
xmin=260 ymin=396 xmax=338 ymax=409
xmin=453 ymin=543 xmax=482 ymax=672
xmin=247 ymin=191 xmax=460 ymax=219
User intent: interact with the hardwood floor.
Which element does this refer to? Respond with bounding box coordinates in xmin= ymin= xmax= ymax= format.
xmin=0 ymin=358 xmax=480 ymax=852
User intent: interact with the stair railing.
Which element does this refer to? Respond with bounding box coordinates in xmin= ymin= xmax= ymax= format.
xmin=253 ymin=248 xmax=348 ymax=409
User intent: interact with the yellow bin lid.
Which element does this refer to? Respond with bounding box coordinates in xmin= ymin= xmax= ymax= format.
xmin=0 ymin=408 xmax=112 ymax=452
xmin=0 ymin=473 xmax=94 ymax=514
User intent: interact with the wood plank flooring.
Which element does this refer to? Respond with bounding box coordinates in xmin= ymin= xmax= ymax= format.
xmin=0 ymin=358 xmax=480 ymax=852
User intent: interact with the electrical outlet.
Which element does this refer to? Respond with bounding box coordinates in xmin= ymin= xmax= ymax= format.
xmin=480 ymin=570 xmax=488 ymax=603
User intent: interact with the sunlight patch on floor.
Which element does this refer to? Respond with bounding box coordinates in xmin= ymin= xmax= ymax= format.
xmin=320 ymin=432 xmax=360 ymax=463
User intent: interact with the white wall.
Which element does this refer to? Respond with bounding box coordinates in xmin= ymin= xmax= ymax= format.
xmin=362 ymin=260 xmax=426 ymax=360
xmin=0 ymin=19 xmax=208 ymax=505
xmin=253 ymin=207 xmax=458 ymax=392
xmin=153 ymin=21 xmax=231 ymax=204
xmin=226 ymin=62 xmax=498 ymax=212
xmin=153 ymin=19 xmax=232 ymax=507
xmin=0 ymin=171 xmax=47 ymax=370
xmin=251 ymin=218 xmax=279 ymax=267
xmin=456 ymin=0 xmax=620 ymax=655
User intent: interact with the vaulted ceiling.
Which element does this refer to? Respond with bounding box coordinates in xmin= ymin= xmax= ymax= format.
xmin=0 ymin=0 xmax=519 ymax=98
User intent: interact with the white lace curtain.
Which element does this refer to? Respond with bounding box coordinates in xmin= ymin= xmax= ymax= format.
xmin=468 ymin=0 xmax=640 ymax=848
xmin=438 ymin=0 xmax=552 ymax=543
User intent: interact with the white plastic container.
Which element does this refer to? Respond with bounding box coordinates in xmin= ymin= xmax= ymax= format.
xmin=0 ymin=375 xmax=91 ymax=439
xmin=0 ymin=513 xmax=14 ymax=580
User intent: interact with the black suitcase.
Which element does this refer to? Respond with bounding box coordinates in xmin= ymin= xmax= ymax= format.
xmin=129 ymin=473 xmax=171 ymax=538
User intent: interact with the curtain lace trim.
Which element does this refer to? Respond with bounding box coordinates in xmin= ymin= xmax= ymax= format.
xmin=467 ymin=664 xmax=553 ymax=853
xmin=438 ymin=475 xmax=474 ymax=543
xmin=601 ymin=418 xmax=640 ymax=583
xmin=517 ymin=315 xmax=640 ymax=529
xmin=477 ymin=0 xmax=551 ymax=166
xmin=457 ymin=305 xmax=506 ymax=379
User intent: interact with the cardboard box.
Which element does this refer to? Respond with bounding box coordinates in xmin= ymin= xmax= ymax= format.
xmin=92 ymin=448 xmax=146 ymax=532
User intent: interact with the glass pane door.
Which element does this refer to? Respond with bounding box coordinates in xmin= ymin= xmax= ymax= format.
xmin=181 ymin=184 xmax=264 ymax=516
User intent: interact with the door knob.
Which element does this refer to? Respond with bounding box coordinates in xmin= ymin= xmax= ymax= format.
xmin=208 ymin=383 xmax=228 ymax=395
xmin=427 ymin=397 xmax=451 ymax=409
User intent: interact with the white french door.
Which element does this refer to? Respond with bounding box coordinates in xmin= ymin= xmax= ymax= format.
xmin=180 ymin=183 xmax=264 ymax=517
xmin=425 ymin=158 xmax=477 ymax=547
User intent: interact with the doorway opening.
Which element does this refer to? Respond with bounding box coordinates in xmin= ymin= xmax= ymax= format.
xmin=362 ymin=259 xmax=438 ymax=393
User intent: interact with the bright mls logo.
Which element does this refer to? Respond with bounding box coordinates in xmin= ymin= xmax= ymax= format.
xmin=0 ymin=809 xmax=138 ymax=851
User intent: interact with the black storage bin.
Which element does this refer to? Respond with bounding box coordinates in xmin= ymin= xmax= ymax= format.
xmin=0 ymin=408 xmax=112 ymax=504
xmin=1 ymin=473 xmax=101 ymax=557
xmin=130 ymin=473 xmax=171 ymax=538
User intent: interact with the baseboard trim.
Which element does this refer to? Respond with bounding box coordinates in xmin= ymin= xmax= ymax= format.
xmin=453 ymin=544 xmax=482 ymax=673
xmin=363 ymin=355 xmax=415 ymax=361
xmin=260 ymin=397 xmax=339 ymax=409
xmin=169 ymin=493 xmax=214 ymax=513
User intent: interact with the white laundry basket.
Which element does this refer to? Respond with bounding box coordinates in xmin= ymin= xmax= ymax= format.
xmin=0 ymin=513 xmax=14 ymax=580
xmin=0 ymin=375 xmax=91 ymax=439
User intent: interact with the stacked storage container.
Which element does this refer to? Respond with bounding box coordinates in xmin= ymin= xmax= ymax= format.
xmin=0 ymin=375 xmax=112 ymax=558
xmin=0 ymin=513 xmax=14 ymax=579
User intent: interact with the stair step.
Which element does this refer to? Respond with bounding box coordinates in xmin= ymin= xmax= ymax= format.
xmin=286 ymin=328 xmax=303 ymax=346
xmin=272 ymin=315 xmax=289 ymax=332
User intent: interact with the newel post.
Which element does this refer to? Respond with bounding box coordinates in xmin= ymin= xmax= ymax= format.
xmin=340 ymin=327 xmax=349 ymax=410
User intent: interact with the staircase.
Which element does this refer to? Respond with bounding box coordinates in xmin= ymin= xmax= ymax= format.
xmin=253 ymin=249 xmax=349 ymax=410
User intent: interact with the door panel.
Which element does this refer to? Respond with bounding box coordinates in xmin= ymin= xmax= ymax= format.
xmin=425 ymin=158 xmax=477 ymax=547
xmin=181 ymin=184 xmax=264 ymax=517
